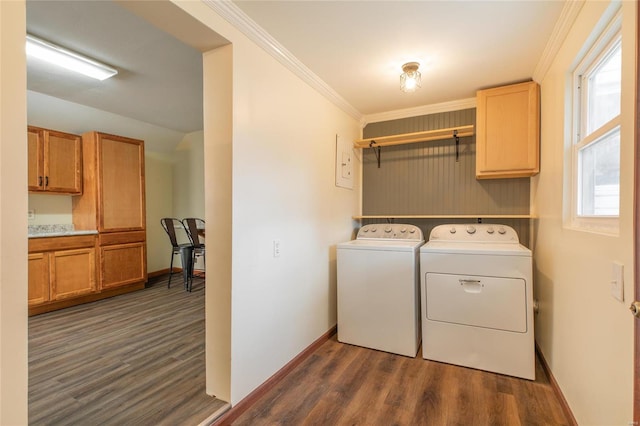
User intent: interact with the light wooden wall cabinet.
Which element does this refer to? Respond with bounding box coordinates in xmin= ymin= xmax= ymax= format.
xmin=28 ymin=126 xmax=83 ymax=194
xmin=28 ymin=235 xmax=97 ymax=308
xmin=476 ymin=81 xmax=540 ymax=179
xmin=73 ymin=132 xmax=147 ymax=292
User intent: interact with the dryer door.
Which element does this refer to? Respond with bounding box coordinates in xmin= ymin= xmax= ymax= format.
xmin=425 ymin=272 xmax=528 ymax=333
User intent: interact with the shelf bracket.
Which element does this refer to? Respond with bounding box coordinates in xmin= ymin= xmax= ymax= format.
xmin=454 ymin=130 xmax=460 ymax=162
xmin=370 ymin=140 xmax=381 ymax=168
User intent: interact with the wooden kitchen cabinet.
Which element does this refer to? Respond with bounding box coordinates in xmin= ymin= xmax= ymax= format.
xmin=72 ymin=131 xmax=147 ymax=291
xmin=99 ymin=232 xmax=146 ymax=290
xmin=475 ymin=81 xmax=540 ymax=179
xmin=28 ymin=235 xmax=97 ymax=309
xmin=50 ymin=248 xmax=96 ymax=300
xmin=28 ymin=126 xmax=82 ymax=194
xmin=28 ymin=252 xmax=49 ymax=306
xmin=73 ymin=132 xmax=145 ymax=232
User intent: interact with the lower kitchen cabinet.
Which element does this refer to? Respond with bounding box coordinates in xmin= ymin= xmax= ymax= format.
xmin=50 ymin=248 xmax=96 ymax=300
xmin=28 ymin=232 xmax=147 ymax=316
xmin=99 ymin=231 xmax=147 ymax=290
xmin=28 ymin=235 xmax=97 ymax=307
xmin=28 ymin=252 xmax=49 ymax=306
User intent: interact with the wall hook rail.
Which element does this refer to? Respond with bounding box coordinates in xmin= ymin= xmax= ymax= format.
xmin=355 ymin=125 xmax=474 ymax=169
xmin=369 ymin=140 xmax=381 ymax=168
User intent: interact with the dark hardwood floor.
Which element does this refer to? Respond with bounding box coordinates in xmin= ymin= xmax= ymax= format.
xmin=230 ymin=337 xmax=569 ymax=426
xmin=28 ymin=275 xmax=227 ymax=426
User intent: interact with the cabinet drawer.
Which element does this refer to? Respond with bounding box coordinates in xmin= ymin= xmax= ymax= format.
xmin=99 ymin=231 xmax=146 ymax=246
xmin=29 ymin=234 xmax=96 ymax=253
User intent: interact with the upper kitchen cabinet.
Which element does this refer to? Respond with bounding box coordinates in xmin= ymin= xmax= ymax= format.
xmin=72 ymin=131 xmax=146 ymax=233
xmin=28 ymin=126 xmax=82 ymax=194
xmin=475 ymin=81 xmax=540 ymax=179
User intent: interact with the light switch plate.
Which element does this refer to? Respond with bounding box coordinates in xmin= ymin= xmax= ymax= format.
xmin=611 ymin=261 xmax=624 ymax=302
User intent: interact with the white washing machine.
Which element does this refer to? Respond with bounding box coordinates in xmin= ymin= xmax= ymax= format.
xmin=337 ymin=224 xmax=424 ymax=357
xmin=420 ymin=223 xmax=534 ymax=380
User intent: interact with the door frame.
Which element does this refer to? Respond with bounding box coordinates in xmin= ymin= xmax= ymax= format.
xmin=634 ymin=1 xmax=640 ymax=422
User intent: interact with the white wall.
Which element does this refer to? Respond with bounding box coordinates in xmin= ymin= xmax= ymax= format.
xmin=173 ymin=131 xmax=205 ymax=220
xmin=145 ymin=152 xmax=175 ymax=273
xmin=180 ymin=1 xmax=361 ymax=404
xmin=532 ymin=1 xmax=636 ymax=424
xmin=0 ymin=1 xmax=28 ymax=423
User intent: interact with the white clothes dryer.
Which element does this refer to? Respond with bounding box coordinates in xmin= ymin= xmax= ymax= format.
xmin=420 ymin=224 xmax=534 ymax=380
xmin=337 ymin=224 xmax=424 ymax=357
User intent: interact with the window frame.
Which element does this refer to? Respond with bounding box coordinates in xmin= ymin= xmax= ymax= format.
xmin=569 ymin=12 xmax=622 ymax=234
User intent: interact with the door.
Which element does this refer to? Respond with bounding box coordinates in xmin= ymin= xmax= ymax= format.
xmin=27 ymin=127 xmax=44 ymax=191
xmin=50 ymin=248 xmax=96 ymax=300
xmin=44 ymin=130 xmax=82 ymax=194
xmin=98 ymin=134 xmax=145 ymax=232
xmin=100 ymin=242 xmax=146 ymax=289
xmin=28 ymin=252 xmax=49 ymax=306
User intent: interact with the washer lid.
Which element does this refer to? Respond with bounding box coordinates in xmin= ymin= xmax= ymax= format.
xmin=421 ymin=241 xmax=531 ymax=256
xmin=338 ymin=239 xmax=424 ymax=252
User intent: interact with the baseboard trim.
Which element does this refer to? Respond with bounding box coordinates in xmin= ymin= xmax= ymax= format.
xmin=147 ymin=269 xmax=178 ymax=279
xmin=211 ymin=325 xmax=338 ymax=425
xmin=535 ymin=343 xmax=578 ymax=426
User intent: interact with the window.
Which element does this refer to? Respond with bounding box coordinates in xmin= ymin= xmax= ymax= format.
xmin=570 ymin=13 xmax=621 ymax=232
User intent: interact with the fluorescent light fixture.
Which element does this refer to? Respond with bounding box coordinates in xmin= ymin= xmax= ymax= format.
xmin=26 ymin=34 xmax=118 ymax=81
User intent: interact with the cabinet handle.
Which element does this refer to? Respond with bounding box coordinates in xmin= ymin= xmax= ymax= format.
xmin=45 ymin=176 xmax=48 ymax=187
xmin=38 ymin=176 xmax=43 ymax=187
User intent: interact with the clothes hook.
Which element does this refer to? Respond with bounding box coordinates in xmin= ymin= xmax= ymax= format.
xmin=454 ymin=130 xmax=460 ymax=162
xmin=369 ymin=140 xmax=381 ymax=168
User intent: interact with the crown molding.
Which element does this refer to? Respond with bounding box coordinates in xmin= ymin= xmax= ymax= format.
xmin=533 ymin=0 xmax=585 ymax=82
xmin=362 ymin=97 xmax=477 ymax=126
xmin=203 ymin=0 xmax=363 ymax=121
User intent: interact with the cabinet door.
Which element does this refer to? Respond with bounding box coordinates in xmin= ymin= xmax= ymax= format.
xmin=476 ymin=81 xmax=540 ymax=179
xmin=44 ymin=130 xmax=82 ymax=194
xmin=28 ymin=252 xmax=49 ymax=306
xmin=28 ymin=127 xmax=44 ymax=191
xmin=50 ymin=248 xmax=96 ymax=301
xmin=100 ymin=242 xmax=146 ymax=290
xmin=98 ymin=135 xmax=145 ymax=232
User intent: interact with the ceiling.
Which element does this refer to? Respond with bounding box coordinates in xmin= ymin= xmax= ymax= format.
xmin=26 ymin=0 xmax=566 ymax=136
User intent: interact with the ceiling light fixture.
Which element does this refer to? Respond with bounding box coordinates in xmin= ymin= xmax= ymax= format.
xmin=26 ymin=34 xmax=118 ymax=81
xmin=400 ymin=62 xmax=421 ymax=93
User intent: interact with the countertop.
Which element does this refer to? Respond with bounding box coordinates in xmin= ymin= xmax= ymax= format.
xmin=28 ymin=224 xmax=98 ymax=239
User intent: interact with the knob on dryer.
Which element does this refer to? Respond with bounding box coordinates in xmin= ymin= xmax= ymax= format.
xmin=449 ymin=227 xmax=456 ymax=234
xmin=466 ymin=225 xmax=476 ymax=234
xmin=384 ymin=226 xmax=392 ymax=233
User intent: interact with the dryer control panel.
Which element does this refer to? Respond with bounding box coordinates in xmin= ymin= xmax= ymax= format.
xmin=429 ymin=224 xmax=519 ymax=243
xmin=357 ymin=224 xmax=423 ymax=241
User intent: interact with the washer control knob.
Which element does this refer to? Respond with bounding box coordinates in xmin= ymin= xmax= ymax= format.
xmin=487 ymin=227 xmax=495 ymax=234
xmin=384 ymin=226 xmax=392 ymax=233
xmin=466 ymin=226 xmax=476 ymax=234
xmin=409 ymin=228 xmax=416 ymax=233
xmin=362 ymin=228 xmax=369 ymax=233
xmin=449 ymin=227 xmax=456 ymax=234
xmin=371 ymin=227 xmax=377 ymax=232
xmin=498 ymin=227 xmax=506 ymax=235
xmin=400 ymin=227 xmax=407 ymax=233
